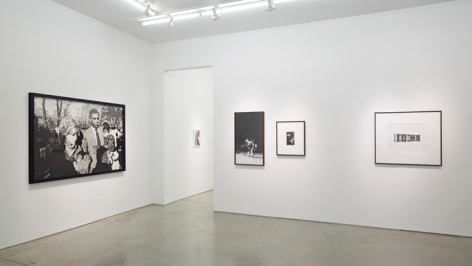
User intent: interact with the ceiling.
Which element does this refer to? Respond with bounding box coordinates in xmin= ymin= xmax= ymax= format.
xmin=50 ymin=0 xmax=452 ymax=43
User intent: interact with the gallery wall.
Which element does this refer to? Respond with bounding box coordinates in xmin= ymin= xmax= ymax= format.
xmin=0 ymin=0 xmax=154 ymax=249
xmin=152 ymin=0 xmax=472 ymax=236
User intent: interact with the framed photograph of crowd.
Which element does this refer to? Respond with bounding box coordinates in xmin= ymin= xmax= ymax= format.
xmin=234 ymin=111 xmax=264 ymax=166
xmin=29 ymin=92 xmax=126 ymax=184
xmin=375 ymin=111 xmax=442 ymax=166
xmin=276 ymin=121 xmax=306 ymax=156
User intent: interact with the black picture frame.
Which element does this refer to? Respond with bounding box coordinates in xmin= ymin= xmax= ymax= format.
xmin=234 ymin=111 xmax=264 ymax=166
xmin=29 ymin=93 xmax=126 ymax=183
xmin=375 ymin=110 xmax=442 ymax=166
xmin=276 ymin=121 xmax=306 ymax=156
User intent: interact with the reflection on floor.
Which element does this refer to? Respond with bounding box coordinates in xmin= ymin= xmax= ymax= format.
xmin=1 ymin=191 xmax=472 ymax=265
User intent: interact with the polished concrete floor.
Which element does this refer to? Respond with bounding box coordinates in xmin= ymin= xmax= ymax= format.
xmin=1 ymin=191 xmax=472 ymax=266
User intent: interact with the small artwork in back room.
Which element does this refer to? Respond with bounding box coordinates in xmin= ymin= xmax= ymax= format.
xmin=193 ymin=129 xmax=200 ymax=148
xmin=234 ymin=112 xmax=264 ymax=166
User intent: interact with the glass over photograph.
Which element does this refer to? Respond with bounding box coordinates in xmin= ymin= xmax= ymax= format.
xmin=234 ymin=112 xmax=264 ymax=166
xmin=276 ymin=121 xmax=306 ymax=156
xmin=29 ymin=93 xmax=126 ymax=183
xmin=375 ymin=110 xmax=442 ymax=166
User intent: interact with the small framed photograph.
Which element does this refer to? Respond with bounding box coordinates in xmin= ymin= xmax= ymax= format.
xmin=375 ymin=111 xmax=442 ymax=166
xmin=29 ymin=93 xmax=126 ymax=183
xmin=193 ymin=129 xmax=201 ymax=148
xmin=234 ymin=112 xmax=264 ymax=166
xmin=276 ymin=121 xmax=306 ymax=156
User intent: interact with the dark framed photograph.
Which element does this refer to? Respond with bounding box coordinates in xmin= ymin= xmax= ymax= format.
xmin=234 ymin=112 xmax=264 ymax=166
xmin=276 ymin=121 xmax=306 ymax=156
xmin=29 ymin=93 xmax=126 ymax=184
xmin=375 ymin=111 xmax=442 ymax=166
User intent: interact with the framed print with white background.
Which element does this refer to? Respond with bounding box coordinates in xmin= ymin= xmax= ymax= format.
xmin=375 ymin=111 xmax=442 ymax=166
xmin=276 ymin=121 xmax=306 ymax=156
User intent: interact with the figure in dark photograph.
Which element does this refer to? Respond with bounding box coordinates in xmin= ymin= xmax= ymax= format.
xmin=286 ymin=131 xmax=295 ymax=145
xmin=73 ymin=152 xmax=92 ymax=175
xmin=82 ymin=109 xmax=106 ymax=173
xmin=241 ymin=138 xmax=258 ymax=158
xmin=63 ymin=121 xmax=91 ymax=175
xmin=101 ymin=134 xmax=121 ymax=171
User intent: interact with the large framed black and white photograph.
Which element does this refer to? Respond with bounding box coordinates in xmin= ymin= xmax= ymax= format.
xmin=234 ymin=112 xmax=264 ymax=166
xmin=276 ymin=121 xmax=305 ymax=156
xmin=29 ymin=93 xmax=126 ymax=184
xmin=375 ymin=111 xmax=442 ymax=166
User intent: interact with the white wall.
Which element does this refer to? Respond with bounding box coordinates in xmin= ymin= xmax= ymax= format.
xmin=152 ymin=0 xmax=472 ymax=236
xmin=0 ymin=0 xmax=154 ymax=249
xmin=163 ymin=68 xmax=214 ymax=204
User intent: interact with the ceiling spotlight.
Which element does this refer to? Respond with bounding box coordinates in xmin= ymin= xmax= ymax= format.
xmin=127 ymin=0 xmax=157 ymax=15
xmin=143 ymin=3 xmax=157 ymax=16
xmin=139 ymin=0 xmax=295 ymax=27
xmin=211 ymin=6 xmax=221 ymax=20
xmin=167 ymin=16 xmax=174 ymax=28
xmin=265 ymin=0 xmax=276 ymax=11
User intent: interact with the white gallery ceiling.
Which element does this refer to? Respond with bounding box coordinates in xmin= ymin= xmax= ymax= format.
xmin=50 ymin=0 xmax=453 ymax=43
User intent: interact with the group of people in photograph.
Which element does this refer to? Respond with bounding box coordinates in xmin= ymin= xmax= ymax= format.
xmin=62 ymin=109 xmax=124 ymax=175
xmin=34 ymin=107 xmax=124 ymax=180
